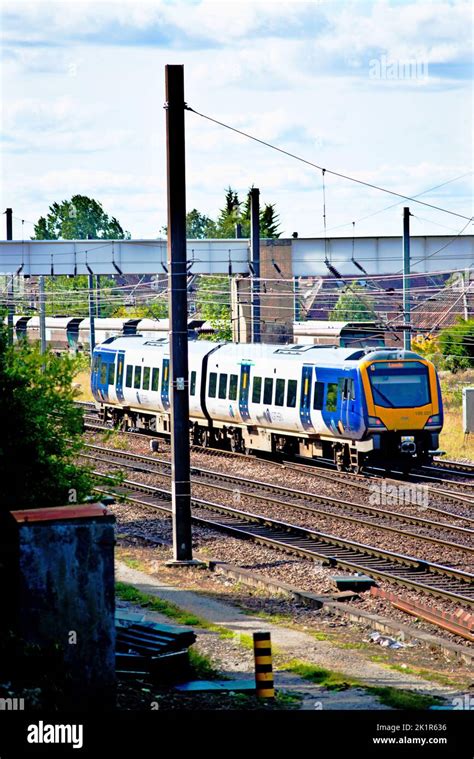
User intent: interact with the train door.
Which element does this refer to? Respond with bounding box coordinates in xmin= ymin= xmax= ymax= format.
xmin=96 ymin=351 xmax=116 ymax=403
xmin=91 ymin=352 xmax=99 ymax=398
xmin=161 ymin=358 xmax=170 ymax=410
xmin=116 ymin=350 xmax=126 ymax=403
xmin=340 ymin=373 xmax=355 ymax=434
xmin=239 ymin=363 xmax=251 ymax=422
xmin=299 ymin=365 xmax=314 ymax=431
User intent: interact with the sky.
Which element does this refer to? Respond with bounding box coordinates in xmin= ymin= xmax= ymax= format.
xmin=0 ymin=0 xmax=472 ymax=241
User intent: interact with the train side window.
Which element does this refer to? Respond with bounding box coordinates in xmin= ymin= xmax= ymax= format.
xmin=107 ymin=362 xmax=115 ymax=386
xmin=263 ymin=378 xmax=273 ymax=405
xmin=125 ymin=365 xmax=133 ymax=388
xmin=99 ymin=361 xmax=107 ymax=385
xmin=142 ymin=367 xmax=151 ymax=390
xmin=347 ymin=378 xmax=355 ymax=400
xmin=208 ymin=372 xmax=217 ymax=398
xmin=190 ymin=370 xmax=196 ymax=396
xmin=134 ymin=366 xmax=142 ymax=389
xmin=218 ymin=373 xmax=228 ymax=399
xmin=287 ymin=379 xmax=297 ymax=408
xmin=151 ymin=368 xmax=160 ymax=392
xmin=275 ymin=378 xmax=285 ymax=406
xmin=313 ymin=381 xmax=324 ymax=410
xmin=338 ymin=377 xmax=345 ymax=399
xmin=229 ymin=374 xmax=238 ymax=401
xmin=326 ymin=382 xmax=338 ymax=412
xmin=252 ymin=376 xmax=262 ymax=403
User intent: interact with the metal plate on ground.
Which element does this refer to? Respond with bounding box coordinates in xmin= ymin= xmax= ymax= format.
xmin=175 ymin=680 xmax=256 ymax=693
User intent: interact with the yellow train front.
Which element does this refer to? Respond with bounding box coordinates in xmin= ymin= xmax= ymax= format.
xmin=358 ymin=349 xmax=443 ymax=471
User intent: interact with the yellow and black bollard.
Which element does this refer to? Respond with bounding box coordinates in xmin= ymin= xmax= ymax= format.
xmin=253 ymin=631 xmax=274 ymax=699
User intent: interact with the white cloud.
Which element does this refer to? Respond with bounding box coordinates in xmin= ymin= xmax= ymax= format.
xmin=0 ymin=1 xmax=471 ymax=240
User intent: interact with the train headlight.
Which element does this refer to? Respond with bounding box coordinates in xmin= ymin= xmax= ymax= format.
xmin=424 ymin=414 xmax=441 ymax=427
xmin=368 ymin=416 xmax=386 ymax=429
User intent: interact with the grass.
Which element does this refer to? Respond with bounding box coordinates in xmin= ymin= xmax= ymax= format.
xmin=187 ymin=649 xmax=222 ymax=680
xmin=369 ymin=657 xmax=468 ymax=689
xmin=282 ymin=659 xmax=444 ymax=709
xmin=115 ymin=582 xmax=206 ymax=628
xmin=439 ymin=409 xmax=473 ymax=461
xmin=438 ymin=371 xmax=474 ymax=461
xmin=365 ymin=686 xmax=442 ymax=711
xmin=73 ymin=369 xmax=94 ymax=402
xmin=275 ymin=691 xmax=302 ymax=708
xmin=120 ymin=556 xmax=144 ymax=571
xmin=335 ymin=641 xmax=371 ymax=650
xmin=281 ymin=659 xmax=353 ymax=691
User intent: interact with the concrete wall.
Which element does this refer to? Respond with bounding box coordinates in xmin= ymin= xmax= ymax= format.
xmin=9 ymin=505 xmax=116 ymax=711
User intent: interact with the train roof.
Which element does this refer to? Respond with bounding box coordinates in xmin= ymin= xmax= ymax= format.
xmin=95 ymin=335 xmax=424 ymax=366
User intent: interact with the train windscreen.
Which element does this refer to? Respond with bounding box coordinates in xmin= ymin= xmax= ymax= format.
xmin=368 ymin=361 xmax=430 ymax=408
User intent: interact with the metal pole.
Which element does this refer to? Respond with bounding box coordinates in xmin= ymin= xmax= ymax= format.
xmin=402 ymin=207 xmax=411 ymax=351
xmin=462 ymin=269 xmax=469 ymax=321
xmin=39 ymin=275 xmax=46 ymax=354
xmin=294 ymin=279 xmax=300 ymax=323
xmin=250 ymin=188 xmax=261 ymax=343
xmin=88 ymin=273 xmax=96 ymax=356
xmin=6 ymin=208 xmax=14 ymax=344
xmin=165 ymin=64 xmax=195 ymax=564
xmin=235 ymin=222 xmax=242 ymax=239
xmin=96 ymin=275 xmax=100 ymax=318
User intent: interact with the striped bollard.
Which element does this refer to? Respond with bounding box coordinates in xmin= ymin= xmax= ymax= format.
xmin=253 ymin=632 xmax=274 ymax=699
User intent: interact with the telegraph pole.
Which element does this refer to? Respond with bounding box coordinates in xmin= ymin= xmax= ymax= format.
xmin=165 ymin=64 xmax=196 ymax=564
xmin=402 ymin=207 xmax=411 ymax=351
xmin=250 ymin=188 xmax=261 ymax=343
xmin=5 ymin=208 xmax=14 ymax=344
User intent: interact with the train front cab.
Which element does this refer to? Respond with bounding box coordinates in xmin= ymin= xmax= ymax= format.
xmin=91 ymin=347 xmax=123 ymax=404
xmin=359 ymin=354 xmax=443 ymax=469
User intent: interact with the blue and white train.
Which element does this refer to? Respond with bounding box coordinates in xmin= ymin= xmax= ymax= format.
xmin=91 ymin=335 xmax=444 ymax=472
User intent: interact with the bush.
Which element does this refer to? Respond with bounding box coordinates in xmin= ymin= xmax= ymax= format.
xmin=0 ymin=323 xmax=94 ymax=512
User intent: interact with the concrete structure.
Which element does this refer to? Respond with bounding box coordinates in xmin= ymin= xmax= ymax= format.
xmin=5 ymin=504 xmax=116 ymax=711
xmin=463 ymin=388 xmax=474 ymax=434
xmin=231 ymin=239 xmax=294 ymax=343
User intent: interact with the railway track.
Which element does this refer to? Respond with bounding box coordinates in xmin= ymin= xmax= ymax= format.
xmin=93 ymin=472 xmax=474 ymax=607
xmin=79 ymin=402 xmax=474 ymax=497
xmin=81 ymin=443 xmax=474 ymax=533
xmin=282 ymin=459 xmax=473 ymax=516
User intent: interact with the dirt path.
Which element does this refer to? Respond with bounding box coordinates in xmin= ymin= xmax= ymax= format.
xmin=116 ymin=561 xmax=468 ymax=709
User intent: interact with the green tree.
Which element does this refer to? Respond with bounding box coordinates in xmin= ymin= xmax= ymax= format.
xmin=33 ymin=195 xmax=130 ymax=241
xmin=161 ymin=187 xmax=281 ymax=240
xmin=195 ymin=275 xmax=232 ymax=341
xmin=32 ymin=195 xmax=130 ymax=317
xmin=216 ymin=187 xmax=281 ymax=239
xmin=215 ymin=187 xmax=242 ymax=238
xmin=438 ymin=318 xmax=474 ymax=371
xmin=330 ymin=284 xmax=376 ymax=322
xmin=186 ymin=209 xmax=218 ymax=239
xmin=0 ymin=321 xmax=94 ymax=511
xmin=45 ymin=275 xmax=117 ymax=317
xmin=111 ymin=300 xmax=168 ymax=319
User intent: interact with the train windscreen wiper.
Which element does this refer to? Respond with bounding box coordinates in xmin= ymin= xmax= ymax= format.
xmin=372 ymin=385 xmax=395 ymax=408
